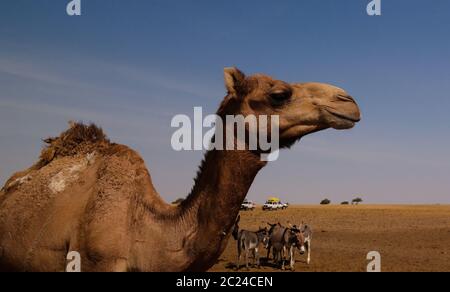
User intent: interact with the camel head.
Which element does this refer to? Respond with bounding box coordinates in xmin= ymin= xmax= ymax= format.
xmin=220 ymin=67 xmax=361 ymax=148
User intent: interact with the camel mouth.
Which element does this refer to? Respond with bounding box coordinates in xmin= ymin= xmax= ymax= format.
xmin=326 ymin=109 xmax=361 ymax=123
xmin=321 ymin=108 xmax=361 ymax=130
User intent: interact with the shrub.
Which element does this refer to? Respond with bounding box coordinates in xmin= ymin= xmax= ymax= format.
xmin=320 ymin=199 xmax=331 ymax=205
xmin=352 ymin=197 xmax=363 ymax=205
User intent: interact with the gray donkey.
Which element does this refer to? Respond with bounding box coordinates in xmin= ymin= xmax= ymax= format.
xmin=232 ymin=215 xmax=269 ymax=270
xmin=299 ymin=223 xmax=313 ymax=265
xmin=265 ymin=222 xmax=283 ymax=261
xmin=268 ymin=223 xmax=312 ymax=271
xmin=271 ymin=226 xmax=305 ymax=271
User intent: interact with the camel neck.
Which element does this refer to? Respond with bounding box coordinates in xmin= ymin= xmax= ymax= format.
xmin=179 ymin=149 xmax=266 ymax=270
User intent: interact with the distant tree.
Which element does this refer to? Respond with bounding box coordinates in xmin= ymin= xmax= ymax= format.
xmin=172 ymin=198 xmax=185 ymax=205
xmin=341 ymin=201 xmax=350 ymax=205
xmin=320 ymin=199 xmax=331 ymax=205
xmin=352 ymin=197 xmax=363 ymax=205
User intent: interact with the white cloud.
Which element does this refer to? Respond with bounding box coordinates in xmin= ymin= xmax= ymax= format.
xmin=0 ymin=54 xmax=220 ymax=100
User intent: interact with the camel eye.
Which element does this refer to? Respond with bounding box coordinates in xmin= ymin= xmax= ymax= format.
xmin=270 ymin=90 xmax=292 ymax=104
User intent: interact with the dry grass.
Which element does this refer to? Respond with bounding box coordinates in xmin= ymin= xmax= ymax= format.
xmin=210 ymin=205 xmax=450 ymax=272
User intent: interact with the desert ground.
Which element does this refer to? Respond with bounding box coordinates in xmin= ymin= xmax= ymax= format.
xmin=209 ymin=205 xmax=450 ymax=272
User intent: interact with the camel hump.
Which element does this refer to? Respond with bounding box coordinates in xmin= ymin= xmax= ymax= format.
xmin=37 ymin=122 xmax=111 ymax=168
xmin=1 ymin=122 xmax=150 ymax=195
xmin=1 ymin=122 xmax=111 ymax=193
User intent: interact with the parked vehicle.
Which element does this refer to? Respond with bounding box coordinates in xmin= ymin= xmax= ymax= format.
xmin=263 ymin=198 xmax=289 ymax=211
xmin=263 ymin=198 xmax=282 ymax=211
xmin=240 ymin=199 xmax=256 ymax=211
xmin=263 ymin=201 xmax=278 ymax=211
xmin=280 ymin=202 xmax=289 ymax=210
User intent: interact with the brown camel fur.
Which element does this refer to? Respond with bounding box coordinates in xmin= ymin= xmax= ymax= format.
xmin=0 ymin=68 xmax=360 ymax=272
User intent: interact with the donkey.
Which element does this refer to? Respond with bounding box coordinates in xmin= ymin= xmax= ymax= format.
xmin=271 ymin=226 xmax=306 ymax=271
xmin=265 ymin=222 xmax=283 ymax=261
xmin=299 ymin=224 xmax=313 ymax=265
xmin=232 ymin=215 xmax=269 ymax=270
xmin=284 ymin=223 xmax=313 ymax=267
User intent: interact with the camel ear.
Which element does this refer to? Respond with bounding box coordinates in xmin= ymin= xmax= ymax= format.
xmin=224 ymin=67 xmax=246 ymax=96
xmin=236 ymin=215 xmax=241 ymax=224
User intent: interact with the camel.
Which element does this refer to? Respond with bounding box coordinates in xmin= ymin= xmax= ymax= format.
xmin=0 ymin=67 xmax=360 ymax=272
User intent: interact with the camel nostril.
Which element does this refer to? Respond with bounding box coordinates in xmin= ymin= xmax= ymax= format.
xmin=336 ymin=94 xmax=356 ymax=103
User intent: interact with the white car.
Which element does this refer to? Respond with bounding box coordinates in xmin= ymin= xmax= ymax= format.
xmin=263 ymin=201 xmax=289 ymax=211
xmin=263 ymin=201 xmax=281 ymax=211
xmin=280 ymin=202 xmax=289 ymax=210
xmin=240 ymin=200 xmax=256 ymax=211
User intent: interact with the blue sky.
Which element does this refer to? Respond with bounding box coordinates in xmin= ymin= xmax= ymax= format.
xmin=1 ymin=0 xmax=450 ymax=204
